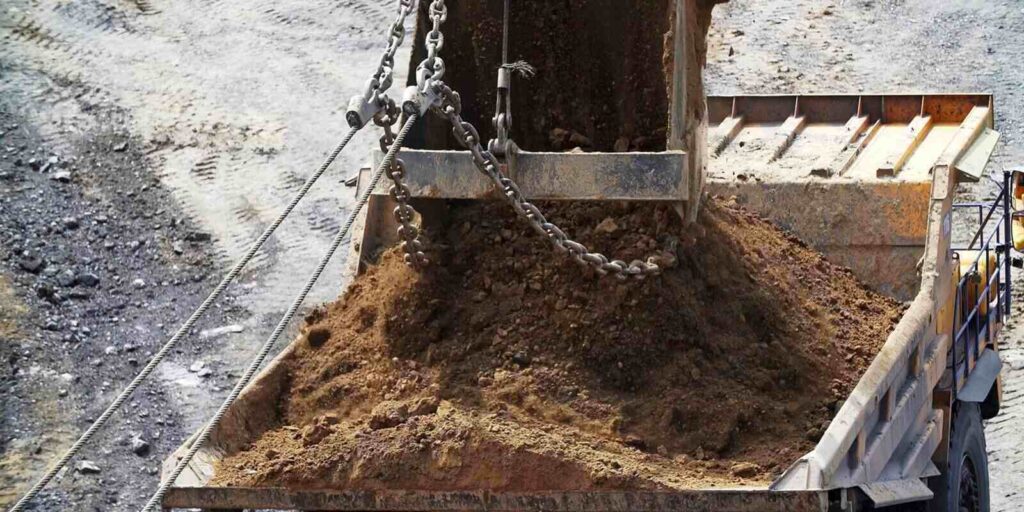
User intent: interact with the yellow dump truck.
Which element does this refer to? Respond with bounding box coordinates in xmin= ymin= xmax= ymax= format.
xmin=158 ymin=1 xmax=1015 ymax=511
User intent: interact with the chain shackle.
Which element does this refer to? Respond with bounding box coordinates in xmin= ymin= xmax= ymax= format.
xmin=346 ymin=0 xmax=416 ymax=128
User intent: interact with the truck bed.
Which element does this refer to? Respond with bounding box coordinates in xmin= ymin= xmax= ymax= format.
xmin=160 ymin=94 xmax=999 ymax=511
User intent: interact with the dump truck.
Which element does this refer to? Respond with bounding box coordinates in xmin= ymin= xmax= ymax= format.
xmin=158 ymin=1 xmax=1015 ymax=511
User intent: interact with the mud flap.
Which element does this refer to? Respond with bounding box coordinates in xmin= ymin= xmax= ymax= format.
xmin=958 ymin=349 xmax=1002 ymax=403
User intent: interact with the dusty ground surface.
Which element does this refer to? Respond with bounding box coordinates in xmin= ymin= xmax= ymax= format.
xmin=1 ymin=0 xmax=409 ymax=509
xmin=214 ymin=199 xmax=901 ymax=489
xmin=2 ymin=0 xmax=1023 ymax=510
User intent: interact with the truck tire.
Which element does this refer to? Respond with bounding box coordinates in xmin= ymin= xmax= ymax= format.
xmin=928 ymin=402 xmax=990 ymax=512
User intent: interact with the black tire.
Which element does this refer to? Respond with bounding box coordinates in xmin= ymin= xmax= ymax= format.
xmin=927 ymin=402 xmax=990 ymax=512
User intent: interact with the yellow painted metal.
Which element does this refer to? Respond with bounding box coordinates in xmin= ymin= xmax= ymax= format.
xmin=954 ymin=250 xmax=998 ymax=317
xmin=1011 ymin=170 xmax=1024 ymax=251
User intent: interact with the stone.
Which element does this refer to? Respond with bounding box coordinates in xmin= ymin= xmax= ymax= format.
xmin=512 ymin=352 xmax=532 ymax=367
xmin=76 ymin=460 xmax=101 ymax=474
xmin=730 ymin=462 xmax=760 ymax=478
xmin=62 ymin=217 xmax=80 ymax=230
xmin=57 ymin=269 xmax=76 ymax=287
xmin=36 ymin=284 xmax=56 ymax=300
xmin=113 ymin=141 xmax=129 ymax=152
xmin=131 ymin=436 xmax=151 ymax=456
xmin=369 ymin=401 xmax=410 ymax=430
xmin=199 ymin=324 xmax=245 ymax=339
xmin=50 ymin=170 xmax=72 ymax=182
xmin=18 ymin=255 xmax=44 ymax=274
xmin=184 ymin=231 xmax=212 ymax=242
xmin=76 ymin=272 xmax=101 ymax=287
xmin=131 ymin=278 xmax=146 ymax=289
xmin=595 ymin=217 xmax=619 ymax=234
xmin=188 ymin=361 xmax=205 ymax=373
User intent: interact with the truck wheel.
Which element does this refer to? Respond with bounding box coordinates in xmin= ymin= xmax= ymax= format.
xmin=928 ymin=403 xmax=990 ymax=512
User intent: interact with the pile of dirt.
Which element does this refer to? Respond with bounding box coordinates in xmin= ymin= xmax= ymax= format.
xmin=213 ymin=198 xmax=904 ymax=490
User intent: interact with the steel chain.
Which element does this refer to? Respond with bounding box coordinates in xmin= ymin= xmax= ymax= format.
xmin=347 ymin=0 xmax=416 ymax=128
xmin=417 ymin=0 xmax=448 ymax=90
xmin=376 ymin=99 xmax=429 ymax=267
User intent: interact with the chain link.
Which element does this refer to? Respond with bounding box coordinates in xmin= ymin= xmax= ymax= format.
xmin=375 ymin=100 xmax=429 ymax=267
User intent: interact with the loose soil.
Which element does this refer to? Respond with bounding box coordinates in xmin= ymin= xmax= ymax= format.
xmin=213 ymin=197 xmax=903 ymax=490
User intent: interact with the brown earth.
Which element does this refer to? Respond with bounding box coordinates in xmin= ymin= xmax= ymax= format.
xmin=213 ymin=197 xmax=904 ymax=490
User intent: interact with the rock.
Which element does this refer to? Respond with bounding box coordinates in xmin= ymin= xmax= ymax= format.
xmin=369 ymin=401 xmax=410 ymax=430
xmin=512 ymin=352 xmax=532 ymax=367
xmin=36 ymin=284 xmax=56 ymax=300
xmin=57 ymin=269 xmax=76 ymax=287
xmin=131 ymin=278 xmax=146 ymax=288
xmin=50 ymin=170 xmax=72 ymax=182
xmin=76 ymin=460 xmax=101 ymax=474
xmin=131 ymin=436 xmax=151 ymax=456
xmin=113 ymin=141 xmax=129 ymax=152
xmin=301 ymin=416 xmax=335 ymax=446
xmin=76 ymin=272 xmax=101 ymax=287
xmin=305 ymin=327 xmax=330 ymax=348
xmin=595 ymin=217 xmax=619 ymax=234
xmin=62 ymin=217 xmax=80 ymax=230
xmin=184 ymin=231 xmax=212 ymax=242
xmin=188 ymin=361 xmax=205 ymax=373
xmin=27 ymin=157 xmax=41 ymax=171
xmin=549 ymin=127 xmax=571 ymax=150
xmin=197 ymin=367 xmax=213 ymax=378
xmin=172 ymin=241 xmax=185 ymax=255
xmin=18 ymin=255 xmax=44 ymax=274
xmin=624 ymin=436 xmax=647 ymax=450
xmin=730 ymin=462 xmax=760 ymax=478
xmin=199 ymin=324 xmax=245 ymax=339
xmin=410 ymin=397 xmax=439 ymax=417
xmin=568 ymin=131 xmax=592 ymax=149
xmin=40 ymin=156 xmax=59 ymax=173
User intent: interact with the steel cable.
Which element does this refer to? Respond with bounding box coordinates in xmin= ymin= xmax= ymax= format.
xmin=139 ymin=114 xmax=419 ymax=512
xmin=7 ymin=125 xmax=360 ymax=512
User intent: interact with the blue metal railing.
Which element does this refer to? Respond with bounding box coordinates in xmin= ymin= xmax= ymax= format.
xmin=949 ymin=171 xmax=1014 ymax=399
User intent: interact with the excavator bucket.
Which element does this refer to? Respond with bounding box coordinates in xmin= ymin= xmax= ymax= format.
xmin=353 ymin=0 xmax=717 ymax=267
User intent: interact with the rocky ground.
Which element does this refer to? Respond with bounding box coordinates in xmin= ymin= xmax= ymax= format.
xmin=0 ymin=107 xmax=252 ymax=508
xmin=1 ymin=0 xmax=1023 ymax=510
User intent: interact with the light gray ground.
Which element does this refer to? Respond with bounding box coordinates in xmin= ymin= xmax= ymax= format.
xmin=0 ymin=0 xmax=1022 ymax=510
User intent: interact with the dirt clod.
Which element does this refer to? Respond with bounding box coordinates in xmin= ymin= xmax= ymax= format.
xmin=214 ymin=198 xmax=903 ymax=491
xmin=306 ymin=327 xmax=331 ymax=348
